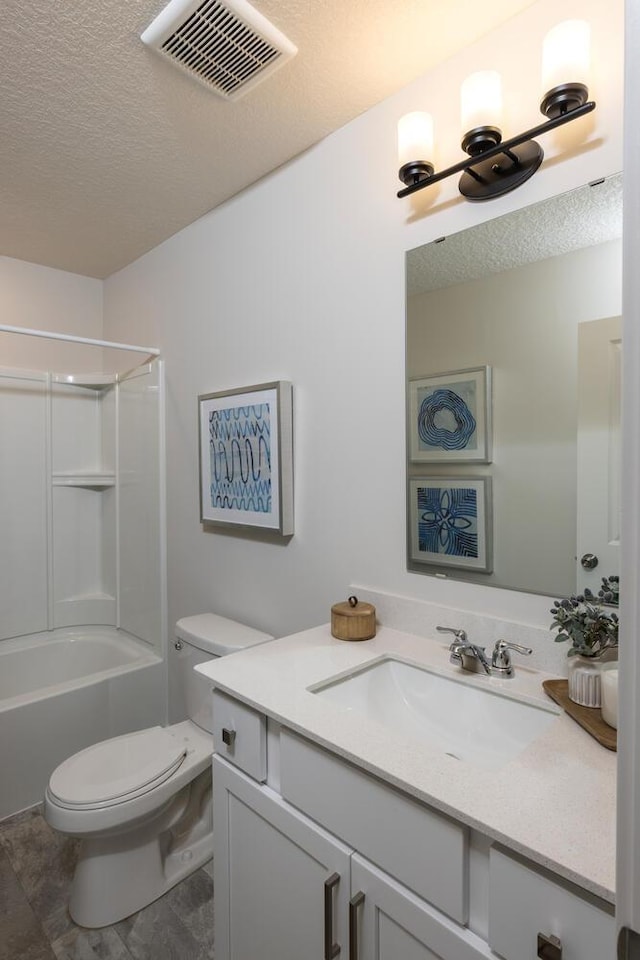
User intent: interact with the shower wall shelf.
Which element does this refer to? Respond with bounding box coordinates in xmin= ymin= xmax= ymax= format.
xmin=52 ymin=473 xmax=116 ymax=488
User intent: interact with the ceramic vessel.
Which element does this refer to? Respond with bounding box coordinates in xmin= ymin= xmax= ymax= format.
xmin=567 ymin=654 xmax=603 ymax=707
xmin=600 ymin=665 xmax=619 ymax=728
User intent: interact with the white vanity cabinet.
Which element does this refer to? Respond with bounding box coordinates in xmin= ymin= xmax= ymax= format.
xmin=213 ymin=756 xmax=493 ymax=960
xmin=211 ymin=692 xmax=615 ymax=960
xmin=213 ymin=757 xmax=352 ymax=960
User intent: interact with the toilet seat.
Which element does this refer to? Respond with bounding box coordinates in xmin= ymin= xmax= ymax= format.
xmin=48 ymin=727 xmax=187 ymax=810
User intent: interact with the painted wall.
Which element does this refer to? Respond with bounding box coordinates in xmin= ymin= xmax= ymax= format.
xmin=407 ymin=238 xmax=622 ymax=596
xmin=101 ymin=0 xmax=624 ymax=717
xmin=0 ymin=256 xmax=102 ymax=373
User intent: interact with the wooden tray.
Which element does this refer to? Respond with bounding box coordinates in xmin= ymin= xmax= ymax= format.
xmin=543 ymin=679 xmax=617 ymax=751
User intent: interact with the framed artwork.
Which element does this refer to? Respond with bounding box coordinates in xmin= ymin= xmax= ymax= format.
xmin=198 ymin=381 xmax=293 ymax=535
xmin=408 ymin=366 xmax=492 ymax=463
xmin=408 ymin=477 xmax=492 ymax=572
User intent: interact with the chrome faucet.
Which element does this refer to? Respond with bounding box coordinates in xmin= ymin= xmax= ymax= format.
xmin=436 ymin=627 xmax=533 ymax=678
xmin=489 ymin=639 xmax=533 ymax=678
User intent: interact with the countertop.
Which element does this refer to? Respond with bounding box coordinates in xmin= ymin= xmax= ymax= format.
xmin=196 ymin=624 xmax=616 ymax=904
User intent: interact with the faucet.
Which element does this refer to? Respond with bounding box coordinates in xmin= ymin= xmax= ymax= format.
xmin=489 ymin=639 xmax=533 ymax=678
xmin=436 ymin=627 xmax=533 ymax=678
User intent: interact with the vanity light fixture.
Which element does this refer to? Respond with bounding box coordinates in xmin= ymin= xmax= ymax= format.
xmin=397 ymin=20 xmax=594 ymax=202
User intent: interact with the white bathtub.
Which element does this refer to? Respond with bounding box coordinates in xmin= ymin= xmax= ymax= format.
xmin=0 ymin=627 xmax=165 ymax=820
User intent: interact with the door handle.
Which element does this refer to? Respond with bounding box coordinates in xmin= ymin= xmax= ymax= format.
xmin=349 ymin=891 xmax=365 ymax=960
xmin=581 ymin=553 xmax=599 ymax=570
xmin=324 ymin=873 xmax=340 ymax=959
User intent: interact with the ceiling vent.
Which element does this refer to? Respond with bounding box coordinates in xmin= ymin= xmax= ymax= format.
xmin=141 ymin=0 xmax=297 ymax=101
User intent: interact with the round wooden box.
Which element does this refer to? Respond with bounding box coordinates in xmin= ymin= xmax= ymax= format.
xmin=330 ymin=596 xmax=376 ymax=641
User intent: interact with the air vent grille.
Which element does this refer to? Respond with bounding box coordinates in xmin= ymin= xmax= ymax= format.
xmin=142 ymin=0 xmax=297 ymax=100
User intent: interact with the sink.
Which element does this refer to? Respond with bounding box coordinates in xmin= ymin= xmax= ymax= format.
xmin=310 ymin=657 xmax=560 ymax=770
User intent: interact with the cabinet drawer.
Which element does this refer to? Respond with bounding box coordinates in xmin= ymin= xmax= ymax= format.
xmin=488 ymin=847 xmax=615 ymax=960
xmin=212 ymin=689 xmax=266 ymax=782
xmin=280 ymin=729 xmax=467 ymax=923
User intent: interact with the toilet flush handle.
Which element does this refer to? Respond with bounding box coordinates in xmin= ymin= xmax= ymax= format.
xmin=222 ymin=728 xmax=236 ymax=748
xmin=174 ymin=639 xmax=183 ymax=651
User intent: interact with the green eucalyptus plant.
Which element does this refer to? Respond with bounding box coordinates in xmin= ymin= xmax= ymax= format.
xmin=550 ymin=575 xmax=619 ymax=658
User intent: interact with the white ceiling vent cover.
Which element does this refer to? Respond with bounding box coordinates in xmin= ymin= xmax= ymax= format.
xmin=141 ymin=0 xmax=297 ymax=101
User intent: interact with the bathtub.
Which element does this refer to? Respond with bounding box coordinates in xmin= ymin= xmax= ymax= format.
xmin=0 ymin=627 xmax=165 ymax=820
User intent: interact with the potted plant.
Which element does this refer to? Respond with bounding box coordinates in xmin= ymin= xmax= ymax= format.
xmin=550 ymin=576 xmax=619 ymax=707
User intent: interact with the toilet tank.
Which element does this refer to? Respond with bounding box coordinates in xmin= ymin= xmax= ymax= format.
xmin=175 ymin=613 xmax=273 ymax=733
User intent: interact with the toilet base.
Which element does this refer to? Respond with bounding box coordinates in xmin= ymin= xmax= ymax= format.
xmin=69 ymin=769 xmax=212 ymax=927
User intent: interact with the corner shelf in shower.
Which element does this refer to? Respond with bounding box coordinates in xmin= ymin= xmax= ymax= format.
xmin=52 ymin=473 xmax=115 ymax=488
xmin=52 ymin=373 xmax=117 ymax=391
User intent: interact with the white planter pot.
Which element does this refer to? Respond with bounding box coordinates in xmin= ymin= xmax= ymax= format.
xmin=567 ymin=655 xmax=604 ymax=707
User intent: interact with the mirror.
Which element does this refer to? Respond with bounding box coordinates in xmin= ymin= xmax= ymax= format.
xmin=406 ymin=175 xmax=622 ymax=597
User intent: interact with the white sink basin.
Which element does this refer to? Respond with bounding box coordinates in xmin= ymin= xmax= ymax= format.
xmin=311 ymin=657 xmax=559 ymax=770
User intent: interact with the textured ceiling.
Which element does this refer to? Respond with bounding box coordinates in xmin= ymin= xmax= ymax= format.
xmin=406 ymin=174 xmax=623 ymax=296
xmin=1 ymin=0 xmax=539 ymax=278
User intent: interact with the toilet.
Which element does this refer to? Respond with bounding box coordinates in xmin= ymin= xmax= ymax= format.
xmin=44 ymin=613 xmax=272 ymax=928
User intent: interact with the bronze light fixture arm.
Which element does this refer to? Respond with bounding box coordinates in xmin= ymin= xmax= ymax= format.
xmin=397 ymin=100 xmax=596 ymax=199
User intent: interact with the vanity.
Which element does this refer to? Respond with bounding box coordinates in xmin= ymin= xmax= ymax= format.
xmin=197 ymin=624 xmax=616 ymax=960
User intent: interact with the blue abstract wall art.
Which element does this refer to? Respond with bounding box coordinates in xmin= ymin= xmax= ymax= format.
xmin=417 ymin=386 xmax=476 ymax=452
xmin=209 ymin=403 xmax=271 ymax=514
xmin=199 ymin=382 xmax=294 ymax=535
xmin=409 ymin=367 xmax=492 ymax=463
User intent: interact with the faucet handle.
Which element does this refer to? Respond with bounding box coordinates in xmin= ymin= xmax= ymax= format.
xmin=436 ymin=626 xmax=467 ymax=644
xmin=491 ymin=639 xmax=533 ymax=672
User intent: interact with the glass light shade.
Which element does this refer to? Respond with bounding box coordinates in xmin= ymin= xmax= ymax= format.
xmin=542 ymin=20 xmax=590 ymax=93
xmin=398 ymin=112 xmax=434 ymax=168
xmin=460 ymin=70 xmax=502 ymax=134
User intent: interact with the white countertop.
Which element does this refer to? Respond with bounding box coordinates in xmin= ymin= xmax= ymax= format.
xmin=197 ymin=624 xmax=616 ymax=904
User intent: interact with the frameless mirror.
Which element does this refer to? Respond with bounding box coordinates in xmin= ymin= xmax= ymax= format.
xmin=406 ymin=174 xmax=622 ymax=597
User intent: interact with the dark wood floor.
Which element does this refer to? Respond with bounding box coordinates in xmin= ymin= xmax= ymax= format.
xmin=0 ymin=805 xmax=214 ymax=960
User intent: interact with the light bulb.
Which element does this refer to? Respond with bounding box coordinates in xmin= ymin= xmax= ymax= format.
xmin=460 ymin=70 xmax=502 ymax=136
xmin=397 ymin=112 xmax=434 ymax=169
xmin=542 ymin=20 xmax=590 ymax=94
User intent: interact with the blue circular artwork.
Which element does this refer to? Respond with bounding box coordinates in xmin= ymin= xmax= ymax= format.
xmin=418 ymin=388 xmax=476 ymax=451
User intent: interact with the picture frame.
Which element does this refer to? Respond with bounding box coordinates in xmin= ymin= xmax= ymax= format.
xmin=408 ymin=477 xmax=493 ymax=572
xmin=198 ymin=380 xmax=293 ymax=536
xmin=408 ymin=366 xmax=492 ymax=463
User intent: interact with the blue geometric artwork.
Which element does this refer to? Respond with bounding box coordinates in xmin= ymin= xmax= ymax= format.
xmin=408 ymin=477 xmax=491 ymax=572
xmin=417 ymin=484 xmax=478 ymax=558
xmin=209 ymin=403 xmax=271 ymax=513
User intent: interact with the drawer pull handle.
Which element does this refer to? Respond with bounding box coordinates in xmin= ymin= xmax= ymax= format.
xmin=324 ymin=873 xmax=340 ymax=959
xmin=349 ymin=891 xmax=365 ymax=960
xmin=221 ymin=728 xmax=236 ymax=747
xmin=538 ymin=933 xmax=563 ymax=960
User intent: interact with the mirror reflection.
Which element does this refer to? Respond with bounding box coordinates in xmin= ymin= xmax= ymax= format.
xmin=406 ymin=174 xmax=622 ymax=597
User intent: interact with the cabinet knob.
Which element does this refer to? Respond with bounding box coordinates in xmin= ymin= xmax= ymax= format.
xmin=538 ymin=933 xmax=562 ymax=960
xmin=221 ymin=727 xmax=236 ymax=747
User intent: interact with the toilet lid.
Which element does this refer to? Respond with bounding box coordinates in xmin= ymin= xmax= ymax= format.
xmin=48 ymin=727 xmax=188 ymax=808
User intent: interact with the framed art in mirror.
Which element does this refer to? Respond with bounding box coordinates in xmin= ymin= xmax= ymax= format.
xmin=408 ymin=366 xmax=492 ymax=463
xmin=198 ymin=380 xmax=294 ymax=536
xmin=408 ymin=476 xmax=492 ymax=572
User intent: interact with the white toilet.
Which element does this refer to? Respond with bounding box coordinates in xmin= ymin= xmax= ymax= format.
xmin=44 ymin=613 xmax=272 ymax=928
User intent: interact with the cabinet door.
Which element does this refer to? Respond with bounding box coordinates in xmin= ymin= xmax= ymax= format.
xmin=488 ymin=847 xmax=615 ymax=960
xmin=351 ymin=855 xmax=494 ymax=960
xmin=213 ymin=756 xmax=352 ymax=960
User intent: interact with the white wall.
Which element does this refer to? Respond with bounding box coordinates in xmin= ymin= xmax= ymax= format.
xmin=0 ymin=256 xmax=102 ymax=372
xmin=102 ymin=0 xmax=624 ymax=716
xmin=407 ymin=239 xmax=622 ymax=596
